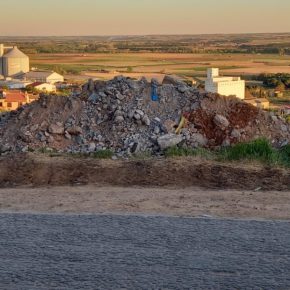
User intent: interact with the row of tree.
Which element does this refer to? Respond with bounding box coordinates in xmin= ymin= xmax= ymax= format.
xmin=256 ymin=73 xmax=290 ymax=90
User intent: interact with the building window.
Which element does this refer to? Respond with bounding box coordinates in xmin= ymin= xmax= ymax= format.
xmin=7 ymin=102 xmax=12 ymax=108
xmin=0 ymin=102 xmax=3 ymax=107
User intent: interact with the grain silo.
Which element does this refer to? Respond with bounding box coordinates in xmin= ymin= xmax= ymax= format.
xmin=0 ymin=44 xmax=4 ymax=76
xmin=2 ymin=46 xmax=29 ymax=77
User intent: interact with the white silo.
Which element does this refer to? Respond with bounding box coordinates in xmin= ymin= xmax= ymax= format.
xmin=0 ymin=44 xmax=3 ymax=76
xmin=2 ymin=46 xmax=29 ymax=77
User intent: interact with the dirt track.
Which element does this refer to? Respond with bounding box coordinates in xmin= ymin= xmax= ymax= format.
xmin=1 ymin=186 xmax=290 ymax=220
xmin=0 ymin=154 xmax=289 ymax=219
xmin=0 ymin=154 xmax=289 ymax=190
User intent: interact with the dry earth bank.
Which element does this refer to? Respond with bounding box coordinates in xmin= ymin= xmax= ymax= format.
xmin=0 ymin=154 xmax=289 ymax=190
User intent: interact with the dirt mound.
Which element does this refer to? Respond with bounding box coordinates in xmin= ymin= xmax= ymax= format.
xmin=0 ymin=76 xmax=289 ymax=156
xmin=0 ymin=154 xmax=289 ymax=190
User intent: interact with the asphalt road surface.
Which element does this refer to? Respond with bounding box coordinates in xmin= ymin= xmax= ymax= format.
xmin=0 ymin=214 xmax=290 ymax=290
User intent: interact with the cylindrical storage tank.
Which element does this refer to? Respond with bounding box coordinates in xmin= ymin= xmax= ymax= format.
xmin=0 ymin=57 xmax=3 ymax=76
xmin=2 ymin=46 xmax=29 ymax=77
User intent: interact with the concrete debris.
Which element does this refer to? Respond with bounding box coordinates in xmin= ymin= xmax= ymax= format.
xmin=0 ymin=75 xmax=289 ymax=156
xmin=157 ymin=134 xmax=183 ymax=150
xmin=48 ymin=123 xmax=65 ymax=135
xmin=213 ymin=114 xmax=230 ymax=129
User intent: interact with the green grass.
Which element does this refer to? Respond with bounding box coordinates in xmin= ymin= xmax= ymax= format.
xmin=37 ymin=147 xmax=114 ymax=159
xmin=164 ymin=146 xmax=214 ymax=159
xmin=279 ymin=144 xmax=290 ymax=167
xmin=165 ymin=139 xmax=290 ymax=168
xmin=91 ymin=149 xmax=113 ymax=159
xmin=219 ymin=139 xmax=290 ymax=167
xmin=38 ymin=147 xmax=57 ymax=154
xmin=67 ymin=149 xmax=114 ymax=159
xmin=219 ymin=138 xmax=275 ymax=163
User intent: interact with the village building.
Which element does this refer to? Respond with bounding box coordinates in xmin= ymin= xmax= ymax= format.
xmin=0 ymin=79 xmax=32 ymax=89
xmin=205 ymin=68 xmax=245 ymax=99
xmin=244 ymin=98 xmax=270 ymax=110
xmin=21 ymin=71 xmax=64 ymax=84
xmin=0 ymin=90 xmax=32 ymax=111
xmin=29 ymin=82 xmax=56 ymax=92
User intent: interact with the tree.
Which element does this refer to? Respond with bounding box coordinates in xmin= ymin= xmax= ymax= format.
xmin=276 ymin=82 xmax=286 ymax=92
xmin=126 ymin=67 xmax=133 ymax=73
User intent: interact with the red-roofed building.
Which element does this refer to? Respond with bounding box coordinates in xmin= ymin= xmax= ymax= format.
xmin=0 ymin=90 xmax=32 ymax=111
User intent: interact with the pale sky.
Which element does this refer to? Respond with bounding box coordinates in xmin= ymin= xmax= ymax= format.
xmin=0 ymin=0 xmax=289 ymax=36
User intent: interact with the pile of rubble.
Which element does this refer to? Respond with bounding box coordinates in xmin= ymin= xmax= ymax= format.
xmin=0 ymin=75 xmax=289 ymax=156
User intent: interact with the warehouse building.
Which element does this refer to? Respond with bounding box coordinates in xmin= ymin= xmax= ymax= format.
xmin=205 ymin=68 xmax=245 ymax=100
xmin=29 ymin=82 xmax=56 ymax=92
xmin=21 ymin=71 xmax=64 ymax=84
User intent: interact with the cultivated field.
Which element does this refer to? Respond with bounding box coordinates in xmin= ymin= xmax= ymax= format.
xmin=29 ymin=52 xmax=290 ymax=81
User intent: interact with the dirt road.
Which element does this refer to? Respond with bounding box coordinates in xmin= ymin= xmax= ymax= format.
xmin=1 ymin=186 xmax=290 ymax=220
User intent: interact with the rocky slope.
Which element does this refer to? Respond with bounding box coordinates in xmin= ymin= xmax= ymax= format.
xmin=0 ymin=76 xmax=289 ymax=156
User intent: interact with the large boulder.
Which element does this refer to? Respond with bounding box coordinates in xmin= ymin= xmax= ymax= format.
xmin=157 ymin=134 xmax=183 ymax=150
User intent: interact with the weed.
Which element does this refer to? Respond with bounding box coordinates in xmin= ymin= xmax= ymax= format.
xmin=164 ymin=146 xmax=214 ymax=159
xmin=165 ymin=139 xmax=290 ymax=168
xmin=219 ymin=138 xmax=275 ymax=163
xmin=92 ymin=149 xmax=113 ymax=159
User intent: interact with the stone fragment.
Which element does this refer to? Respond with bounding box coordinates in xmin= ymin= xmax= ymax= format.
xmin=67 ymin=126 xmax=83 ymax=135
xmin=116 ymin=93 xmax=125 ymax=101
xmin=191 ymin=133 xmax=208 ymax=147
xmin=214 ymin=114 xmax=229 ymax=129
xmin=115 ymin=116 xmax=125 ymax=124
xmin=142 ymin=115 xmax=151 ymax=126
xmin=88 ymin=142 xmax=96 ymax=152
xmin=231 ymin=129 xmax=241 ymax=139
xmin=157 ymin=134 xmax=183 ymax=150
xmin=48 ymin=123 xmax=65 ymax=135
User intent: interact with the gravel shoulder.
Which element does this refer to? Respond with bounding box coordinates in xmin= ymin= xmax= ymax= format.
xmin=1 ymin=186 xmax=290 ymax=220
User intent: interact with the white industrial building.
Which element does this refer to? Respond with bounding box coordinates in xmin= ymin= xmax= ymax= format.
xmin=205 ymin=68 xmax=245 ymax=100
xmin=29 ymin=82 xmax=56 ymax=92
xmin=21 ymin=71 xmax=64 ymax=84
xmin=0 ymin=79 xmax=32 ymax=89
xmin=0 ymin=44 xmax=30 ymax=77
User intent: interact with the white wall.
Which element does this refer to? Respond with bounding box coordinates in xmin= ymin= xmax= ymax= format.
xmin=3 ymin=57 xmax=29 ymax=77
xmin=47 ymin=72 xmax=64 ymax=84
xmin=34 ymin=83 xmax=56 ymax=92
xmin=205 ymin=68 xmax=245 ymax=100
xmin=216 ymin=80 xmax=245 ymax=99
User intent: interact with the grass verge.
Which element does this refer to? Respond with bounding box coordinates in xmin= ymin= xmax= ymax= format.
xmin=165 ymin=138 xmax=290 ymax=168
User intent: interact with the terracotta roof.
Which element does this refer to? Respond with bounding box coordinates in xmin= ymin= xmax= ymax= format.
xmin=30 ymin=82 xmax=45 ymax=87
xmin=4 ymin=91 xmax=26 ymax=102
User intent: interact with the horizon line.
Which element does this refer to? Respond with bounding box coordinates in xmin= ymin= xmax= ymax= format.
xmin=1 ymin=32 xmax=290 ymax=38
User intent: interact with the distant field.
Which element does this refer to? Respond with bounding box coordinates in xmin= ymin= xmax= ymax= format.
xmin=29 ymin=52 xmax=290 ymax=81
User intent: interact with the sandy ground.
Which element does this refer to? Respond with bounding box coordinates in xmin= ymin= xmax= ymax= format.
xmin=1 ymin=186 xmax=290 ymax=220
